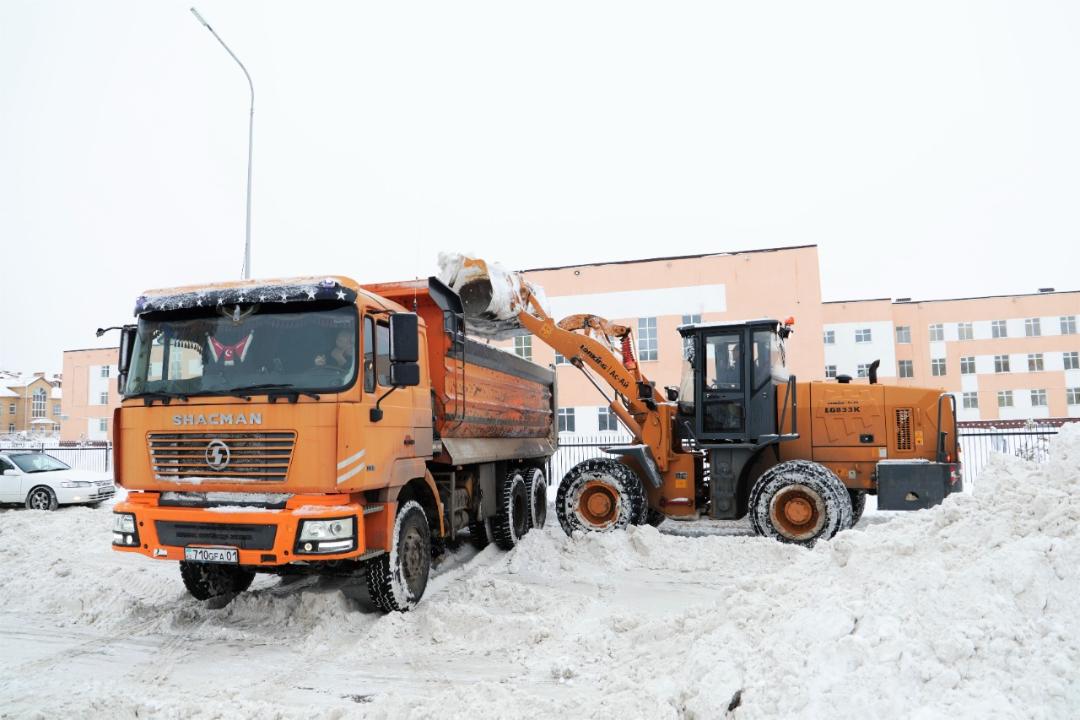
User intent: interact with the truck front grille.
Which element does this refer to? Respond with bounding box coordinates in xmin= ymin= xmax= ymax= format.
xmin=156 ymin=520 xmax=277 ymax=550
xmin=148 ymin=431 xmax=296 ymax=483
xmin=895 ymin=408 xmax=913 ymax=450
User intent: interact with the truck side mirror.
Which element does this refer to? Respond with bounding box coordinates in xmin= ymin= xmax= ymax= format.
xmin=389 ymin=313 xmax=419 ymax=363
xmin=390 ymin=362 xmax=420 ymax=387
xmin=117 ymin=324 xmax=137 ymax=396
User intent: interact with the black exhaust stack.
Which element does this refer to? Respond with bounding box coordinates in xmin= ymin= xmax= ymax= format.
xmin=868 ymin=359 xmax=880 ymax=385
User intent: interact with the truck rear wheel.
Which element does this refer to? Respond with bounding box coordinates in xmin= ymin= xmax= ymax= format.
xmin=180 ymin=561 xmax=255 ymax=601
xmin=492 ymin=469 xmax=530 ymax=550
xmin=556 ymin=458 xmax=645 ymax=536
xmin=748 ymin=460 xmax=852 ymax=547
xmin=467 ymin=518 xmax=491 ymax=550
xmin=527 ymin=467 xmax=548 ymax=530
xmin=366 ymin=501 xmax=431 ymax=612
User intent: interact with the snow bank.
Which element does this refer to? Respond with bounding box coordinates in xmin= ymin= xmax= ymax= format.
xmin=2 ymin=428 xmax=1079 ymax=718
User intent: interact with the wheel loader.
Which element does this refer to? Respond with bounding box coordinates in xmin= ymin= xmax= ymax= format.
xmin=441 ymin=256 xmax=962 ymax=546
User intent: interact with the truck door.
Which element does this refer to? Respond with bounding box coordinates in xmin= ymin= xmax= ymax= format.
xmin=696 ymin=331 xmax=747 ymax=441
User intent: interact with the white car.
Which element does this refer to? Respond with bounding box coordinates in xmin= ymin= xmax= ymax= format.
xmin=0 ymin=451 xmax=115 ymax=510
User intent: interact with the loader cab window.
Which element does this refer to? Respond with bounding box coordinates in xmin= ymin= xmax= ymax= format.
xmin=705 ymin=335 xmax=742 ymax=391
xmin=702 ymin=333 xmax=744 ymax=434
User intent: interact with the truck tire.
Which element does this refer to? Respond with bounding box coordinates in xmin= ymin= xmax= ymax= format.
xmin=25 ymin=486 xmax=58 ymax=511
xmin=492 ymin=469 xmax=530 ymax=550
xmin=527 ymin=467 xmax=548 ymax=530
xmin=556 ymin=458 xmax=646 ymax=536
xmin=365 ymin=501 xmax=431 ymax=612
xmin=467 ymin=518 xmax=491 ymax=550
xmin=849 ymin=490 xmax=867 ymax=527
xmin=180 ymin=561 xmax=255 ymax=601
xmin=748 ymin=460 xmax=852 ymax=547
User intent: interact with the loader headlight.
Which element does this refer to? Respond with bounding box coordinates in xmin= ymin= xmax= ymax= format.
xmin=296 ymin=517 xmax=356 ymax=554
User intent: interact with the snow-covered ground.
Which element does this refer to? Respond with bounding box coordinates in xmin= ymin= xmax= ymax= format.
xmin=2 ymin=429 xmax=1079 ymax=719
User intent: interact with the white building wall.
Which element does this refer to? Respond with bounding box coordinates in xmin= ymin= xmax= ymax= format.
xmin=823 ymin=321 xmax=897 ymax=378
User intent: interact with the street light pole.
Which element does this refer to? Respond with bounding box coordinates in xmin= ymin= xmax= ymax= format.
xmin=190 ymin=7 xmax=254 ymax=279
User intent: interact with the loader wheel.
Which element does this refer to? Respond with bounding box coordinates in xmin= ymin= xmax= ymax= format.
xmin=849 ymin=490 xmax=867 ymax=527
xmin=644 ymin=508 xmax=666 ymax=527
xmin=365 ymin=501 xmax=431 ymax=612
xmin=748 ymin=460 xmax=852 ymax=547
xmin=180 ymin=562 xmax=255 ymax=601
xmin=556 ymin=458 xmax=645 ymax=536
xmin=527 ymin=467 xmax=548 ymax=530
xmin=492 ymin=469 xmax=529 ymax=550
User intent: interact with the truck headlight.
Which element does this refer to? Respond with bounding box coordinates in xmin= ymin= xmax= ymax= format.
xmin=61 ymin=481 xmax=92 ymax=488
xmin=296 ymin=517 xmax=356 ymax=554
xmin=113 ymin=513 xmax=136 ymax=533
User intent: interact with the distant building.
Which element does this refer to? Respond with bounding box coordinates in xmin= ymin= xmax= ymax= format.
xmin=823 ymin=290 xmax=1080 ymax=420
xmin=0 ymin=371 xmax=63 ymax=437
xmin=60 ymin=348 xmax=119 ymax=442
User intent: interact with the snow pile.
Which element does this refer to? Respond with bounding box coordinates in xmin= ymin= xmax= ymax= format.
xmin=1 ymin=428 xmax=1079 ymax=718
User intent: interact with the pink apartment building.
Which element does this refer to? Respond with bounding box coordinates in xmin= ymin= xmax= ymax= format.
xmin=823 ymin=291 xmax=1080 ymax=421
xmin=60 ymin=347 xmax=119 ymax=442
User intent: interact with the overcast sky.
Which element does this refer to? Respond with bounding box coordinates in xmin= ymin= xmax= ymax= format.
xmin=2 ymin=0 xmax=1077 ymax=374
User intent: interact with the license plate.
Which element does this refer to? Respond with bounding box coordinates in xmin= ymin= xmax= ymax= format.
xmin=184 ymin=547 xmax=239 ymax=564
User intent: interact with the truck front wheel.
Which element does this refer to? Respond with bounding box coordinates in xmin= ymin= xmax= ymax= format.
xmin=556 ymin=458 xmax=645 ymax=536
xmin=179 ymin=562 xmax=255 ymax=601
xmin=748 ymin=460 xmax=852 ymax=547
xmin=365 ymin=501 xmax=431 ymax=612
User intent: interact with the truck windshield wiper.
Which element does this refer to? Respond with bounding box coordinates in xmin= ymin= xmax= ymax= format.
xmin=130 ymin=391 xmax=189 ymax=406
xmin=224 ymin=384 xmax=321 ymax=402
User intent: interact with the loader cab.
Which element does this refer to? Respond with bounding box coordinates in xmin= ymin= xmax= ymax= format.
xmin=677 ymin=319 xmax=789 ymax=444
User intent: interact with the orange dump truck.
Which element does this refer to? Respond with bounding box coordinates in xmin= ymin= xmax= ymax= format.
xmin=110 ymin=276 xmax=555 ymax=610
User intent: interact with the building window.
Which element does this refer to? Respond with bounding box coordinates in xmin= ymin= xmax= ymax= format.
xmin=99 ymin=418 xmax=108 ymax=432
xmin=823 ymin=330 xmax=835 ymax=345
xmin=598 ymin=407 xmax=619 ymax=432
xmin=1030 ymin=389 xmax=1048 ymax=407
xmin=1062 ymin=316 xmax=1077 ymax=335
xmin=928 ymin=324 xmax=944 ymax=342
xmin=992 ymin=320 xmax=1007 ymax=338
xmin=857 ymin=364 xmax=869 ymax=378
xmin=931 ymin=358 xmax=947 ymax=376
xmin=1025 ymin=318 xmax=1041 ymax=337
xmin=962 ymin=392 xmax=978 ymax=409
xmin=100 ymin=366 xmax=110 ymax=378
xmin=898 ymin=360 xmax=913 ymax=378
xmin=7 ymin=423 xmax=13 ymax=433
xmin=855 ymin=328 xmax=872 ymax=343
xmin=681 ymin=314 xmax=701 ymax=326
xmin=7 ymin=403 xmax=13 ymax=414
xmin=99 ymin=391 xmax=109 ymax=405
xmin=1064 ymin=351 xmax=1079 ymax=371
xmin=994 ymin=355 xmax=1010 ymax=373
xmin=637 ymin=318 xmax=658 ymax=361
xmin=1027 ymin=353 xmax=1044 ymax=372
xmin=997 ymin=390 xmax=1013 ymax=408
xmin=554 ymin=352 xmax=568 ymax=366
xmin=557 ymin=408 xmax=575 ymax=433
xmin=960 ymin=356 xmax=975 ymax=375
xmin=513 ymin=335 xmax=532 ymax=362
xmin=1067 ymin=388 xmax=1080 ymax=405
xmin=824 ymin=365 xmax=837 ymax=379
xmin=895 ymin=326 xmax=911 ymax=344
xmin=957 ymin=322 xmax=973 ymax=341
xmin=32 ymin=388 xmax=46 ymax=418
xmin=53 ymin=403 xmax=61 ymax=415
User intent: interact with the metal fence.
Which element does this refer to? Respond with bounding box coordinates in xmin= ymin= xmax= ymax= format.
xmin=0 ymin=443 xmax=112 ymax=473
xmin=551 ymin=433 xmax=632 ymax=480
xmin=958 ymin=419 xmax=1074 ymax=483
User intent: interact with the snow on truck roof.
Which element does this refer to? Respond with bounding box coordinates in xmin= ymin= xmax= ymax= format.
xmin=132 ymin=276 xmax=409 ymax=315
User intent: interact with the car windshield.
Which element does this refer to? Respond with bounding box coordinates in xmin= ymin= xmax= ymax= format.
xmin=124 ymin=301 xmax=358 ymax=397
xmin=9 ymin=453 xmax=71 ymax=473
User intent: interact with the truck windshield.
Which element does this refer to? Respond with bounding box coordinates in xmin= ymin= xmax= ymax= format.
xmin=124 ymin=302 xmax=358 ymax=397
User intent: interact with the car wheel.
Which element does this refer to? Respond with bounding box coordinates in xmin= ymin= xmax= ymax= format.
xmin=25 ymin=486 xmax=58 ymax=511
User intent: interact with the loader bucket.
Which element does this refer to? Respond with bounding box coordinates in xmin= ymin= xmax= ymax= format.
xmin=438 ymin=254 xmax=545 ymax=338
